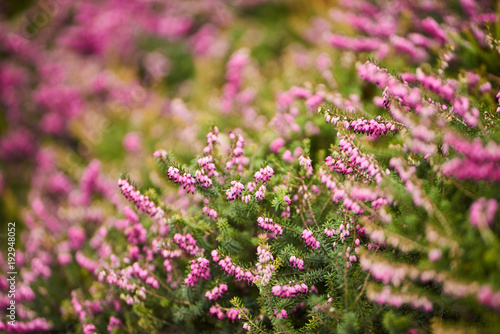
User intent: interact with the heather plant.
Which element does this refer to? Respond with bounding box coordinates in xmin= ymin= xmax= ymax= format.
xmin=1 ymin=0 xmax=500 ymax=333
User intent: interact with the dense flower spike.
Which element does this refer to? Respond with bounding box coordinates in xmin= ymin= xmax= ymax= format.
xmin=226 ymin=180 xmax=245 ymax=200
xmin=254 ymin=245 xmax=276 ymax=285
xmin=167 ymin=167 xmax=196 ymax=193
xmin=118 ymin=178 xmax=166 ymax=222
xmin=221 ymin=50 xmax=249 ymax=113
xmin=185 ymin=257 xmax=211 ymax=287
xmin=298 ymin=155 xmax=313 ymax=177
xmin=302 ymin=229 xmax=320 ymax=249
xmin=254 ymin=165 xmax=274 ymax=183
xmin=257 ymin=217 xmax=283 ymax=236
xmin=469 ymin=198 xmax=498 ymax=227
xmin=202 ymin=206 xmax=218 ymax=220
xmin=211 ymin=250 xmax=255 ymax=283
xmin=173 ymin=233 xmax=203 ymax=256
xmin=205 ymin=283 xmax=228 ymax=300
xmin=289 ymin=255 xmax=305 ymax=270
xmin=107 ymin=316 xmax=122 ymax=332
xmin=272 ymin=282 xmax=309 ymax=297
xmin=274 ymin=309 xmax=288 ymax=319
xmin=204 ymin=126 xmax=220 ymax=154
xmin=227 ymin=132 xmax=248 ymax=171
xmin=441 ymin=132 xmax=500 ymax=181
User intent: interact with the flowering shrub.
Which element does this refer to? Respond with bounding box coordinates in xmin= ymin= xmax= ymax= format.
xmin=1 ymin=0 xmax=500 ymax=333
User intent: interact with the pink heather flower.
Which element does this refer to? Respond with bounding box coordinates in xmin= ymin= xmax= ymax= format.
xmin=257 ymin=217 xmax=283 ymax=236
xmin=479 ymin=82 xmax=492 ymax=93
xmin=185 ymin=257 xmax=211 ymax=287
xmin=272 ymin=282 xmax=309 ymax=297
xmin=289 ymin=255 xmax=305 ymax=270
xmin=107 ymin=316 xmax=121 ymax=332
xmin=204 ymin=127 xmax=220 ymax=154
xmin=152 ymin=150 xmax=167 ymax=159
xmin=282 ymin=150 xmax=294 ymax=162
xmin=290 ymin=86 xmax=312 ymax=99
xmin=118 ymin=178 xmax=166 ymax=222
xmin=302 ymin=230 xmax=320 ymax=249
xmin=173 ymin=233 xmax=203 ymax=256
xmin=241 ymin=194 xmax=251 ymax=204
xmin=255 ymin=184 xmax=266 ymax=201
xmin=211 ymin=250 xmax=220 ymax=263
xmin=226 ymin=180 xmax=244 ymax=200
xmin=215 ymin=255 xmax=255 ymax=283
xmin=75 ymin=252 xmax=99 ymax=273
xmin=254 ymin=165 xmax=274 ymax=183
xmin=82 ymin=324 xmax=96 ymax=334
xmin=226 ymin=308 xmax=239 ymax=321
xmin=123 ymin=206 xmax=139 ymax=223
xmin=125 ymin=223 xmax=147 ymax=245
xmin=469 ymin=198 xmax=498 ymax=227
xmin=227 ymin=133 xmax=247 ymax=171
xmin=274 ymin=309 xmax=288 ymax=319
xmin=247 ymin=181 xmax=257 ymax=192
xmin=122 ymin=132 xmax=141 ymax=152
xmin=205 ymin=283 xmax=228 ymax=300
xmin=255 ymin=246 xmax=276 ymax=285
xmin=428 ymin=249 xmax=442 ymax=262
xmin=328 ymin=34 xmax=381 ymax=52
xmin=68 ymin=226 xmax=86 ymax=250
xmin=209 ymin=305 xmax=226 ymax=319
xmin=283 ymin=196 xmax=291 ymax=205
xmin=167 ymin=167 xmax=196 ymax=193
xmin=298 ymin=155 xmax=313 ymax=177
xmin=221 ymin=50 xmax=249 ymax=113
xmin=202 ymin=206 xmax=218 ymax=220
xmin=270 ymin=137 xmax=285 ymax=153
xmin=421 ymin=17 xmax=448 ymax=44
xmin=305 ymin=93 xmax=323 ymax=112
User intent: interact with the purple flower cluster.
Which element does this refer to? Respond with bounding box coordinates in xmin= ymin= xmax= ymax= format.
xmin=257 ymin=217 xmax=283 ymax=236
xmin=71 ymin=291 xmax=97 ymax=334
xmin=221 ymin=50 xmax=249 ymax=113
xmin=326 ymin=114 xmax=401 ymax=137
xmin=390 ymin=158 xmax=431 ymax=210
xmin=301 ymin=229 xmax=320 ymax=249
xmin=254 ymin=165 xmax=275 ymax=183
xmin=367 ymin=286 xmax=433 ymax=312
xmin=185 ymin=257 xmax=211 ymax=287
xmin=469 ymin=198 xmax=498 ymax=228
xmin=107 ymin=316 xmax=122 ymax=332
xmin=124 ymin=223 xmax=147 ymax=245
xmin=173 ymin=233 xmax=203 ymax=256
xmin=254 ymin=246 xmax=276 ymax=285
xmin=167 ymin=167 xmax=196 ymax=194
xmin=226 ymin=180 xmax=245 ymax=200
xmin=226 ymin=132 xmax=248 ymax=172
xmin=118 ymin=178 xmax=166 ymax=222
xmin=298 ymin=155 xmax=313 ymax=177
xmin=209 ymin=305 xmax=240 ymax=321
xmin=289 ymin=255 xmax=305 ymax=270
xmin=202 ymin=206 xmax=218 ymax=220
xmin=441 ymin=132 xmax=500 ymax=182
xmin=211 ymin=250 xmax=255 ymax=283
xmin=205 ymin=283 xmax=228 ymax=300
xmin=272 ymin=282 xmax=309 ymax=297
xmin=196 ymin=155 xmax=219 ymax=188
xmin=477 ymin=285 xmax=500 ymax=312
xmin=360 ymin=257 xmax=406 ymax=287
xmin=274 ymin=309 xmax=288 ymax=319
xmin=204 ymin=127 xmax=220 ymax=154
